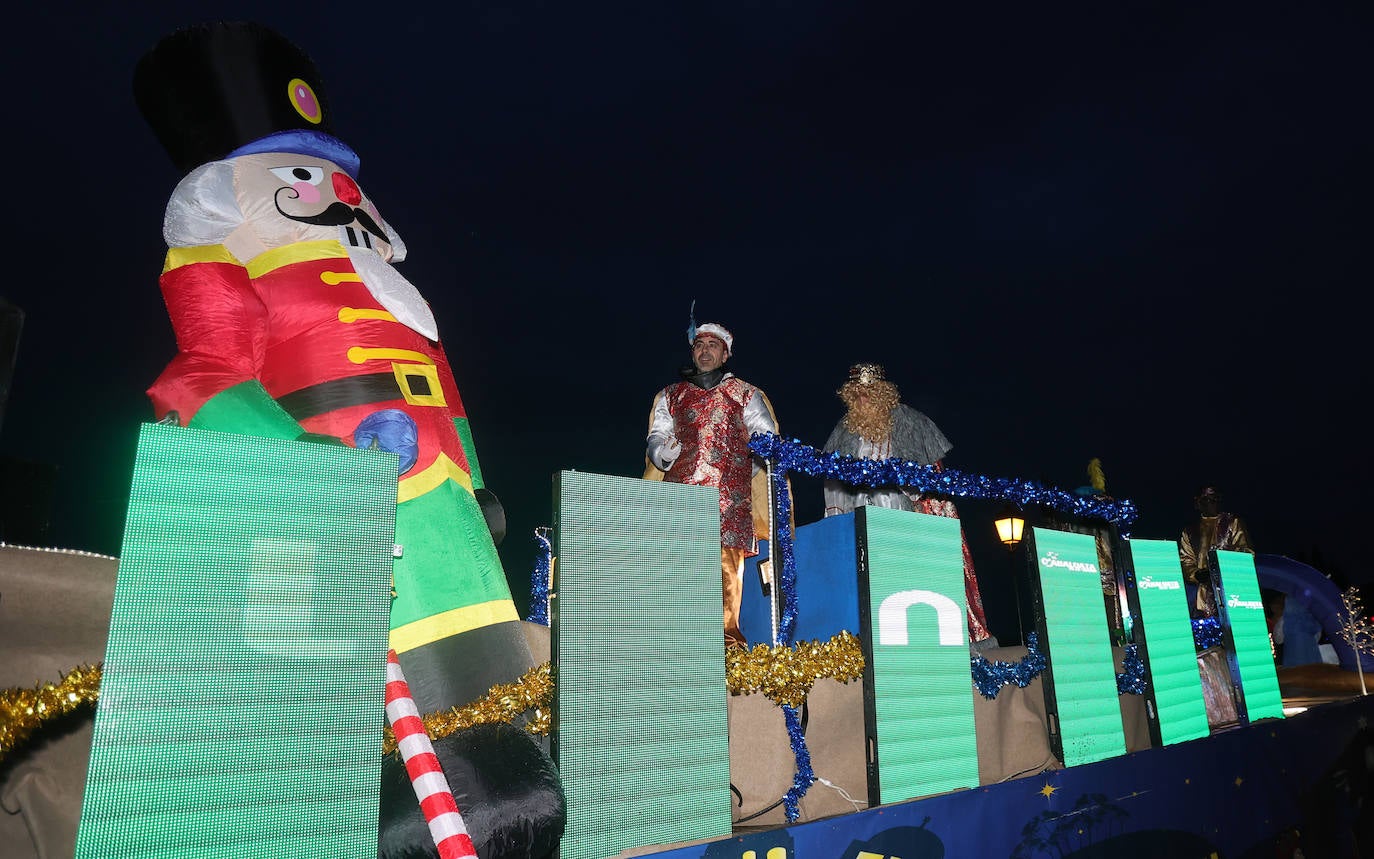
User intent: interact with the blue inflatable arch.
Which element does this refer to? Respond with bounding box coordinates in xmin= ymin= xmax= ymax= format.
xmin=1255 ymin=553 xmax=1374 ymax=671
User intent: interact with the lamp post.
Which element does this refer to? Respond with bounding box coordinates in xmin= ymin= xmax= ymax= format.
xmin=994 ymin=504 xmax=1027 ymax=645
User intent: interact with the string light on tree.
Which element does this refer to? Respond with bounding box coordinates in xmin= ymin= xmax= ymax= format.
xmin=1337 ymin=587 xmax=1374 ymax=696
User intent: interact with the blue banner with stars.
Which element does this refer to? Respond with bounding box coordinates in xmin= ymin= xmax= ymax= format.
xmin=640 ymin=694 xmax=1373 ymax=858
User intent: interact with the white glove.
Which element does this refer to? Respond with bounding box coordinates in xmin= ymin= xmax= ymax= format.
xmin=658 ymin=437 xmax=682 ymax=469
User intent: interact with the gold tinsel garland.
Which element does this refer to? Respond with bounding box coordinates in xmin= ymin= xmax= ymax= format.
xmin=383 ymin=661 xmax=555 ymax=755
xmin=0 ymin=664 xmax=103 ymax=764
xmin=7 ymin=638 xmax=865 ymax=763
xmin=387 ymin=634 xmax=867 ymax=751
xmin=0 ymin=661 xmax=556 ymax=765
xmin=725 ymin=631 xmax=866 ymax=708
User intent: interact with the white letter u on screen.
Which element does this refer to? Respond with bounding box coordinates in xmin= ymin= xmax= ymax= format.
xmin=878 ymin=589 xmax=963 ymax=646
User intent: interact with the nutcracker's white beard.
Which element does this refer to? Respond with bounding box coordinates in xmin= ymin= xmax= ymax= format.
xmin=345 ymin=240 xmax=438 ymax=341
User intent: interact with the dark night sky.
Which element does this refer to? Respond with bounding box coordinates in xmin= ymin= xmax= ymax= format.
xmin=1 ymin=3 xmax=1368 ymax=638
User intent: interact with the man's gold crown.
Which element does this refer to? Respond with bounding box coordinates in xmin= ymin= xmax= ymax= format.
xmin=848 ymin=363 xmax=886 ymax=386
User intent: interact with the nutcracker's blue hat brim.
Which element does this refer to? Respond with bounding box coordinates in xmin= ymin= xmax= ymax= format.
xmin=228 ymin=129 xmax=361 ymax=178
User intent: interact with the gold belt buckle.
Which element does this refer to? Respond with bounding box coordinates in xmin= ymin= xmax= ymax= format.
xmin=391 ymin=363 xmax=446 ymax=407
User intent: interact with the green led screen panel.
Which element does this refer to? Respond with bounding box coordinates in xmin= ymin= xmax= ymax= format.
xmin=857 ymin=506 xmax=978 ymax=805
xmin=1030 ymin=527 xmax=1126 ymax=768
xmin=553 ymin=471 xmax=731 ymax=859
xmin=1126 ymin=539 xmax=1210 ymax=745
xmin=75 ymin=424 xmax=397 ymax=859
xmin=1215 ymin=549 xmax=1285 ymax=722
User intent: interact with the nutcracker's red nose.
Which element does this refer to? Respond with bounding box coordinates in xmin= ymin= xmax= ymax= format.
xmin=332 ymin=172 xmax=362 ymax=206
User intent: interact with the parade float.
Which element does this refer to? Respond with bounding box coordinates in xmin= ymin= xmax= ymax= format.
xmin=3 ymin=18 xmax=1373 ymax=859
xmin=6 ymin=426 xmax=1373 ymax=857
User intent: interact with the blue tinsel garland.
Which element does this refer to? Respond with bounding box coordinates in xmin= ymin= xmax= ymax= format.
xmin=748 ymin=433 xmax=1139 ymax=531
xmin=971 ymin=632 xmax=1048 ymax=698
xmin=969 ymin=634 xmax=1146 ymax=699
xmin=769 ymin=471 xmax=812 ymax=821
xmin=1193 ymin=616 xmax=1223 ymax=649
xmin=771 ymin=469 xmax=800 ymax=646
xmin=1116 ymin=644 xmax=1147 ymax=695
xmin=780 ymin=703 xmax=815 ymax=821
xmin=527 ymin=527 xmax=552 ymax=627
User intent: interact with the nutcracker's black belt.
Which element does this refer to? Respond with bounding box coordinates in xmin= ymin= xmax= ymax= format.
xmin=277 ymin=372 xmax=420 ymax=421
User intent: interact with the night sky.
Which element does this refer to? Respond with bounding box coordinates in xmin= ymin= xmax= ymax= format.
xmin=2 ymin=3 xmax=1368 ymax=639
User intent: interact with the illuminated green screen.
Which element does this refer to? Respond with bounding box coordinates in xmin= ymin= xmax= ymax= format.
xmin=1126 ymin=539 xmax=1210 ymax=745
xmin=75 ymin=424 xmax=397 ymax=859
xmin=1031 ymin=527 xmax=1126 ymax=767
xmin=858 ymin=506 xmax=978 ymax=805
xmin=553 ymin=472 xmax=731 ymax=859
xmin=1215 ymin=550 xmax=1285 ymax=722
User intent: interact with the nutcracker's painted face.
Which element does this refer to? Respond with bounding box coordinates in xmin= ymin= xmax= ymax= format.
xmin=691 ymin=334 xmax=728 ymax=373
xmin=230 ymin=152 xmax=400 ymax=262
xmin=268 ymin=164 xmax=390 ymax=242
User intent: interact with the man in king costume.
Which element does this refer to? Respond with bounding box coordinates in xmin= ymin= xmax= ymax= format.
xmin=822 ymin=363 xmax=994 ymax=645
xmin=645 ymin=322 xmax=779 ymax=648
xmin=1179 ymin=484 xmax=1254 ymax=616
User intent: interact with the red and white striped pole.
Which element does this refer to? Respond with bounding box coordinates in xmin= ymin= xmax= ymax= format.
xmin=385 ymin=649 xmax=477 ymax=859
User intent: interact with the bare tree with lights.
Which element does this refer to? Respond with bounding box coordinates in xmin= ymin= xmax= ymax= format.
xmin=1337 ymin=586 xmax=1374 ymax=695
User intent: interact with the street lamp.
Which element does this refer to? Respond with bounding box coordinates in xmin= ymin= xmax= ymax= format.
xmin=994 ymin=504 xmax=1027 ymax=645
xmin=994 ymin=504 xmax=1025 ymax=549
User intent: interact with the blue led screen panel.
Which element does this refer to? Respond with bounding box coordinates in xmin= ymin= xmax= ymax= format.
xmin=1127 ymin=539 xmax=1210 ymax=745
xmin=553 ymin=471 xmax=732 ymax=859
xmin=742 ymin=514 xmax=860 ymax=643
xmin=1031 ymin=527 xmax=1127 ymax=768
xmin=75 ymin=424 xmax=397 ymax=859
xmin=858 ymin=506 xmax=978 ymax=805
xmin=1215 ymin=549 xmax=1285 ymax=722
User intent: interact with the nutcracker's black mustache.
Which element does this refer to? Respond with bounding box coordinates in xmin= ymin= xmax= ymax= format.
xmin=275 ymin=193 xmax=390 ymax=244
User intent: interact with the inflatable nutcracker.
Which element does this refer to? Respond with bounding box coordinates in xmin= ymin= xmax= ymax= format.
xmin=134 ymin=21 xmax=562 ymax=857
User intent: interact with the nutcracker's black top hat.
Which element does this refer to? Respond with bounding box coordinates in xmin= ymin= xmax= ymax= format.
xmin=134 ymin=21 xmax=360 ymax=177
